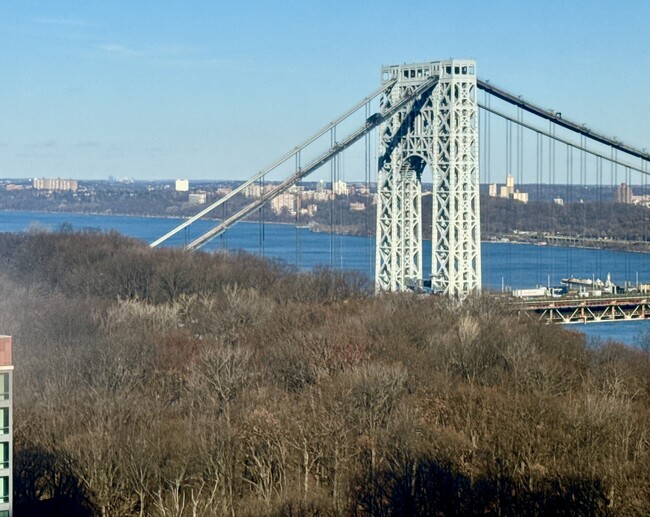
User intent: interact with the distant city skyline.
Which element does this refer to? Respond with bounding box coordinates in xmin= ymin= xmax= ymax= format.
xmin=1 ymin=1 xmax=649 ymax=182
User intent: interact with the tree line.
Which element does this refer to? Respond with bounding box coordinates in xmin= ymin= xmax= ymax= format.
xmin=481 ymin=196 xmax=650 ymax=241
xmin=0 ymin=230 xmax=649 ymax=515
xmin=4 ymin=186 xmax=650 ymax=245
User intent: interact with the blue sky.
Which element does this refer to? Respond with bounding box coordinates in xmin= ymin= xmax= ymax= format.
xmin=1 ymin=0 xmax=649 ymax=181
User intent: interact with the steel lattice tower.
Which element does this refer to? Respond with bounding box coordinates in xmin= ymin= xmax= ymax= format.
xmin=375 ymin=60 xmax=481 ymax=298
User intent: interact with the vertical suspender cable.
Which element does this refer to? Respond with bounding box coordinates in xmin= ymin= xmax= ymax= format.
xmin=506 ymin=119 xmax=512 ymax=289
xmin=597 ymin=156 xmax=603 ymax=203
xmin=485 ymin=93 xmax=492 ymax=288
xmin=612 ymin=148 xmax=620 ymax=285
xmin=641 ymin=160 xmax=649 ymax=264
xmin=295 ymin=151 xmax=301 ymax=269
xmin=581 ymin=135 xmax=587 ymax=251
xmin=548 ymin=122 xmax=555 ymax=287
xmin=565 ymin=145 xmax=576 ymax=277
xmin=597 ymin=156 xmax=603 ymax=274
xmin=329 ymin=126 xmax=336 ymax=268
xmin=365 ymin=101 xmax=372 ymax=276
xmin=339 ymin=151 xmax=344 ymax=269
xmin=536 ymin=133 xmax=542 ymax=286
xmin=625 ymin=164 xmax=631 ymax=284
xmin=517 ymin=107 xmax=523 ymax=186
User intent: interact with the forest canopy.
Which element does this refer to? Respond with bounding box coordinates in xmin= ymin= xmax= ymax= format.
xmin=0 ymin=230 xmax=649 ymax=516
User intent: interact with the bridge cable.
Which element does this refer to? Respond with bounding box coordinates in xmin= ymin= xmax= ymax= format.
xmin=549 ymin=122 xmax=556 ymax=290
xmin=505 ymin=118 xmax=512 ymax=290
xmin=611 ymin=147 xmax=621 ymax=287
xmin=477 ymin=79 xmax=650 ymax=162
xmin=597 ymin=156 xmax=603 ymax=274
xmin=338 ymin=150 xmax=345 ymax=270
xmin=484 ymin=92 xmax=492 ymax=289
xmin=580 ymin=135 xmax=587 ymax=263
xmin=536 ymin=132 xmax=543 ymax=287
xmin=184 ymin=75 xmax=439 ymax=251
xmin=517 ymin=106 xmax=523 ymax=187
xmin=149 ymin=78 xmax=398 ymax=249
xmin=478 ymin=102 xmax=649 ymax=175
xmin=624 ymin=163 xmax=630 ymax=285
xmin=295 ymin=151 xmax=301 ymax=270
xmin=636 ymin=163 xmax=648 ymax=289
xmin=480 ymin=96 xmax=487 ymax=288
xmin=364 ymin=101 xmax=373 ymax=278
xmin=329 ymin=126 xmax=336 ymax=268
xmin=564 ymin=141 xmax=575 ymax=277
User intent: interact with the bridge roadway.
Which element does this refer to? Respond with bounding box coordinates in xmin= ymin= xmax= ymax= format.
xmin=516 ymin=294 xmax=650 ymax=324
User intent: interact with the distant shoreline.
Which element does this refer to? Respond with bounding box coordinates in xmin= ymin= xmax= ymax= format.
xmin=3 ymin=208 xmax=650 ymax=255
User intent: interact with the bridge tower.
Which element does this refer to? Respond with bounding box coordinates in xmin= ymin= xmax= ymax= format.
xmin=375 ymin=60 xmax=481 ymax=297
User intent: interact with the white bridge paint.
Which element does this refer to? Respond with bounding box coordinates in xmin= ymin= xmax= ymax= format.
xmin=375 ymin=60 xmax=481 ymax=297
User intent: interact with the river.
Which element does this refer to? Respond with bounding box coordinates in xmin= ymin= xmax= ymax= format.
xmin=2 ymin=210 xmax=649 ymax=347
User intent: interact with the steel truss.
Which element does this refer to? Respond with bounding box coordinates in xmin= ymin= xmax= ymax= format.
xmin=518 ymin=296 xmax=650 ymax=324
xmin=375 ymin=60 xmax=481 ymax=298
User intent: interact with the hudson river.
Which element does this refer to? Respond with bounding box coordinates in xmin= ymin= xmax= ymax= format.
xmin=2 ymin=210 xmax=649 ymax=346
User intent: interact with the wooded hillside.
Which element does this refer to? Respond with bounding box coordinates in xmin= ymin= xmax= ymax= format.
xmin=0 ymin=231 xmax=648 ymax=516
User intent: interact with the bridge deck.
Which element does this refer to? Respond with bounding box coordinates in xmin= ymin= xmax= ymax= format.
xmin=516 ymin=295 xmax=650 ymax=324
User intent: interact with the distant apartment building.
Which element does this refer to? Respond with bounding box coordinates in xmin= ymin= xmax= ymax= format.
xmin=615 ymin=182 xmax=633 ymax=204
xmin=554 ymin=197 xmax=564 ymax=206
xmin=498 ymin=175 xmax=516 ymax=198
xmin=271 ymin=192 xmax=299 ymax=215
xmin=175 ymin=179 xmax=189 ymax=192
xmin=631 ymin=193 xmax=650 ymax=208
xmin=489 ymin=175 xmax=528 ymax=204
xmin=332 ymin=180 xmax=348 ymax=196
xmin=243 ymin=184 xmax=263 ymax=198
xmin=313 ymin=190 xmax=333 ymax=202
xmin=350 ymin=202 xmax=366 ymax=212
xmin=512 ymin=191 xmax=529 ymax=203
xmin=215 ymin=187 xmax=232 ymax=196
xmin=0 ymin=336 xmax=12 ymax=516
xmin=32 ymin=178 xmax=78 ymax=192
xmin=188 ymin=192 xmax=207 ymax=205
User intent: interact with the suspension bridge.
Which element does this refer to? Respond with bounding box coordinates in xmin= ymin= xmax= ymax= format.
xmin=151 ymin=59 xmax=650 ymax=318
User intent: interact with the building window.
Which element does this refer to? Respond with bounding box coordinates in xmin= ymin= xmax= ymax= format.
xmin=0 ymin=476 xmax=8 ymax=503
xmin=0 ymin=375 xmax=7 ymax=400
xmin=0 ymin=409 xmax=7 ymax=435
xmin=0 ymin=375 xmax=8 ymax=401
xmin=0 ymin=442 xmax=7 ymax=469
